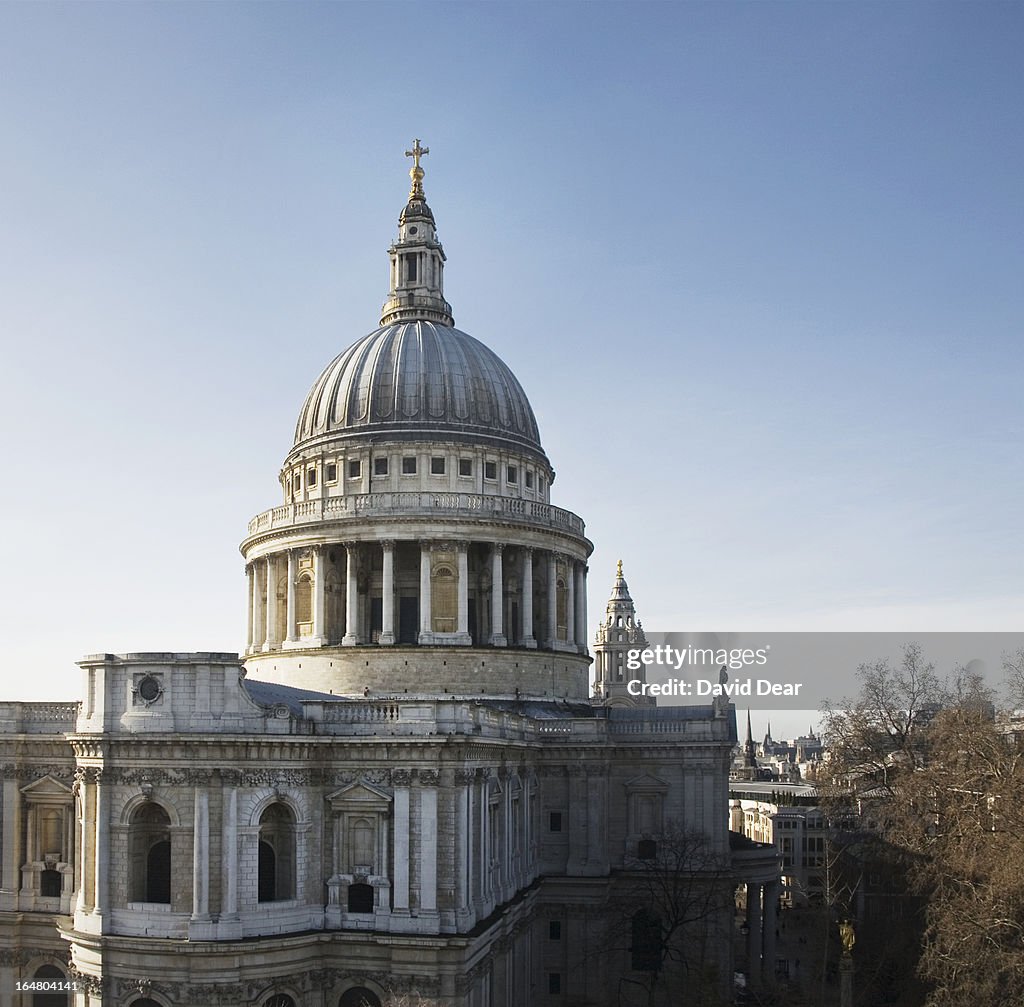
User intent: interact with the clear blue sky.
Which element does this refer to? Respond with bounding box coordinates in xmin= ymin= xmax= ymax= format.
xmin=1 ymin=2 xmax=1021 ymax=738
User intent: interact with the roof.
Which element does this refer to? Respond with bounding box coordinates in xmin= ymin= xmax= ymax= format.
xmin=292 ymin=321 xmax=546 ymax=459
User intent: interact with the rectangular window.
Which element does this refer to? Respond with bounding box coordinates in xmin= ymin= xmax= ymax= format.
xmin=525 ymin=470 xmax=534 ymax=489
xmin=539 ymin=475 xmax=546 ymax=494
xmin=406 ymin=254 xmax=417 ymax=283
xmin=431 ymin=456 xmax=446 ymax=475
xmin=458 ymin=458 xmax=472 ymax=477
xmin=549 ymin=920 xmax=562 ymax=940
xmin=293 ymin=471 xmax=301 ymax=491
xmin=484 ymin=461 xmax=497 ymax=481
xmin=402 ymin=456 xmax=417 ymax=475
xmin=325 ymin=463 xmax=337 ymax=482
xmin=549 ymin=811 xmax=562 ymax=832
xmin=307 ymin=467 xmax=317 ymax=487
xmin=374 ymin=457 xmax=389 ymax=477
xmin=348 ymin=459 xmax=361 ymax=479
xmin=506 ymin=465 xmax=518 ymax=484
xmin=548 ymin=974 xmax=561 ymax=995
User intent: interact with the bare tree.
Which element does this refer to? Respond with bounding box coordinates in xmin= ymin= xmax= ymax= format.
xmin=575 ymin=824 xmax=734 ymax=1007
xmin=820 ymin=645 xmax=1024 ymax=1007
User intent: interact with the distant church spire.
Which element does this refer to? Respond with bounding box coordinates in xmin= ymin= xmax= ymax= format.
xmin=380 ymin=138 xmax=454 ymax=328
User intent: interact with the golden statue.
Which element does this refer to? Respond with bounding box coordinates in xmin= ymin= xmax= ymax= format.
xmin=839 ymin=920 xmax=855 ymax=957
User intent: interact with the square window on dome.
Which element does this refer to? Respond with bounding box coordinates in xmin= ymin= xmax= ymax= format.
xmin=348 ymin=460 xmax=361 ymax=479
xmin=431 ymin=456 xmax=445 ymax=475
xmin=458 ymin=458 xmax=472 ymax=477
xmin=374 ymin=457 xmax=388 ymax=477
xmin=325 ymin=463 xmax=337 ymax=483
xmin=484 ymin=461 xmax=497 ymax=481
xmin=525 ymin=471 xmax=534 ymax=489
xmin=402 ymin=456 xmax=417 ymax=475
xmin=307 ymin=467 xmax=317 ymax=487
xmin=506 ymin=465 xmax=518 ymax=484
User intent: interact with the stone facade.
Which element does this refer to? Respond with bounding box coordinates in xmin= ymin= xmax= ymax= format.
xmin=0 ymin=148 xmax=741 ymax=1007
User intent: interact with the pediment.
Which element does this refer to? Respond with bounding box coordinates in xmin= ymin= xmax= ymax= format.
xmin=624 ymin=772 xmax=669 ymax=793
xmin=21 ymin=774 xmax=73 ymax=799
xmin=327 ymin=780 xmax=392 ymax=810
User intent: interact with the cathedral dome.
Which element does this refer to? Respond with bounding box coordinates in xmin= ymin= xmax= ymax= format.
xmin=292 ymin=320 xmax=545 ymax=455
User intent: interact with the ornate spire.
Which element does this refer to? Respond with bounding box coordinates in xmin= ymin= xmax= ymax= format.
xmin=380 ymin=139 xmax=454 ymax=328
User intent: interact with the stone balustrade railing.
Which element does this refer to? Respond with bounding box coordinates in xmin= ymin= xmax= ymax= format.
xmin=247 ymin=491 xmax=586 ymax=538
xmin=0 ymin=702 xmax=80 ymax=734
xmin=297 ymin=697 xmax=725 ymax=741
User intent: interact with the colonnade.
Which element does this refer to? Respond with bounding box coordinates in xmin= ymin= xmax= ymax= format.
xmin=246 ymin=540 xmax=588 ymax=655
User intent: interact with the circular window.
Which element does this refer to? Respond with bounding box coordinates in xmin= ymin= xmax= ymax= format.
xmin=138 ymin=676 xmax=161 ymax=703
xmin=408 ymin=226 xmax=418 ymax=235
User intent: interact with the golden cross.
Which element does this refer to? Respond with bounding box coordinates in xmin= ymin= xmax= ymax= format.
xmin=405 ymin=139 xmax=429 ymax=170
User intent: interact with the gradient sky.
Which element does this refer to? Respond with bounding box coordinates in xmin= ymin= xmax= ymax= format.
xmin=1 ymin=2 xmax=1021 ymax=738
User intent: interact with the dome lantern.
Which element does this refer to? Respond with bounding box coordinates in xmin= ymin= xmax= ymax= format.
xmin=380 ymin=139 xmax=454 ymax=328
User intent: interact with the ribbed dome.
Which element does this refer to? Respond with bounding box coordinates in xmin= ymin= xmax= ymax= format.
xmin=293 ymin=321 xmax=544 ymax=455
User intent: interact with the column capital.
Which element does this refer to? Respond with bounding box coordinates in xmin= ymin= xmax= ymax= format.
xmin=380 ymin=538 xmax=396 ymax=551
xmin=492 ymin=541 xmax=505 ymax=555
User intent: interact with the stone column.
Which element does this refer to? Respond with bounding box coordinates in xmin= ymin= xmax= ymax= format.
xmin=455 ymin=770 xmax=471 ymax=923
xmin=575 ymin=563 xmax=587 ymax=652
xmin=392 ymin=771 xmax=410 ymax=913
xmin=489 ymin=543 xmax=507 ymax=646
xmin=312 ymin=546 xmax=326 ymax=644
xmin=0 ymin=773 xmax=22 ymax=909
xmin=242 ymin=565 xmax=252 ymax=655
xmin=547 ymin=552 xmax=558 ymax=648
xmin=521 ymin=547 xmax=536 ymax=648
xmin=762 ymin=879 xmax=780 ymax=984
xmin=380 ymin=540 xmax=396 ymax=645
xmin=74 ymin=771 xmax=87 ymax=912
xmin=250 ymin=564 xmax=264 ymax=652
xmin=285 ymin=550 xmax=297 ymax=643
xmin=343 ymin=543 xmax=360 ymax=646
xmin=263 ymin=555 xmax=278 ymax=650
xmin=746 ymin=882 xmax=762 ymax=983
xmin=478 ymin=770 xmax=490 ymax=901
xmin=221 ymin=776 xmax=238 ymax=920
xmin=419 ymin=772 xmax=438 ymax=914
xmin=192 ymin=785 xmax=209 ymax=920
xmin=418 ymin=542 xmax=433 ymax=643
xmin=565 ymin=560 xmax=576 ymax=647
xmin=456 ymin=542 xmax=470 ymax=642
xmin=92 ymin=770 xmax=108 ymax=918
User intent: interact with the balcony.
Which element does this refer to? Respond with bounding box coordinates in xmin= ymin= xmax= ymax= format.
xmin=245 ymin=491 xmax=586 ymax=540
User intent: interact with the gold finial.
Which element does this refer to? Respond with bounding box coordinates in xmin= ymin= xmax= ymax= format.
xmin=616 ymin=559 xmax=623 ymax=578
xmin=405 ymin=138 xmax=429 ymax=200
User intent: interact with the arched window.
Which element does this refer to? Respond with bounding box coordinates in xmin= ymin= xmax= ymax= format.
xmin=348 ymin=882 xmax=374 ymax=913
xmin=340 ymin=990 xmax=381 ymax=1007
xmin=431 ymin=564 xmax=456 ymax=633
xmin=295 ymin=573 xmax=313 ymax=627
xmin=264 ymin=997 xmax=296 ymax=1007
xmin=631 ymin=909 xmax=663 ymax=972
xmin=258 ymin=802 xmax=296 ymax=902
xmin=32 ymin=964 xmax=68 ymax=1007
xmin=130 ymin=1001 xmax=162 ymax=1007
xmin=129 ymin=804 xmax=171 ymax=903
